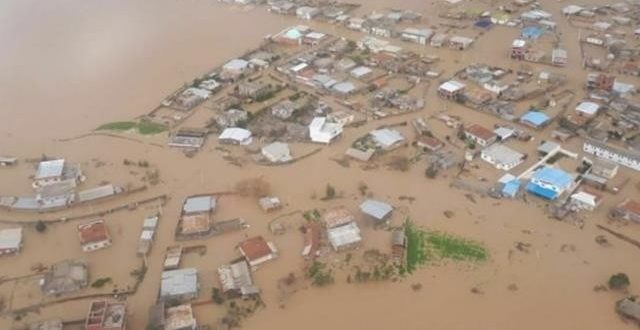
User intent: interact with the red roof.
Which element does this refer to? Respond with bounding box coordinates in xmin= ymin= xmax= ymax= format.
xmin=620 ymin=199 xmax=640 ymax=215
xmin=77 ymin=220 xmax=110 ymax=245
xmin=238 ymin=236 xmax=273 ymax=261
xmin=416 ymin=136 xmax=444 ymax=151
xmin=465 ymin=124 xmax=496 ymax=141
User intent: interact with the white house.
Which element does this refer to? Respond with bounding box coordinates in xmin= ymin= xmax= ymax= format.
xmin=0 ymin=228 xmax=23 ymax=256
xmin=222 ymin=59 xmax=249 ymax=75
xmin=296 ymin=6 xmax=320 ymax=20
xmin=480 ymin=144 xmax=525 ymax=171
xmin=570 ymin=189 xmax=602 ymax=211
xmin=309 ymin=117 xmax=343 ymax=144
xmin=401 ymin=28 xmax=434 ymax=45
xmin=218 ymin=128 xmax=253 ymax=145
xmin=261 ymin=142 xmax=292 ymax=163
xmin=575 ymin=101 xmax=600 ymax=117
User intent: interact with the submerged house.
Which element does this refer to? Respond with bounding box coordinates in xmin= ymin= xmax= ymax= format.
xmin=178 ymin=195 xmax=217 ymax=238
xmin=168 ymin=128 xmax=208 ymax=149
xmin=369 ymin=128 xmax=406 ymax=150
xmin=33 ymin=159 xmax=84 ymax=188
xmin=0 ymin=228 xmax=22 ymax=256
xmin=323 ymin=208 xmax=362 ymax=251
xmin=85 ymin=300 xmax=127 ymax=330
xmin=164 ymin=304 xmax=197 ymax=330
xmin=261 ymin=142 xmax=292 ymax=163
xmin=238 ymin=236 xmax=279 ymax=268
xmin=583 ymin=139 xmax=640 ymax=172
xmin=520 ymin=111 xmax=551 ymax=128
xmin=77 ymin=220 xmax=112 ymax=252
xmin=570 ymin=188 xmax=603 ymax=211
xmin=218 ymin=128 xmax=252 ymax=145
xmin=40 ymin=260 xmax=89 ymax=296
xmin=160 ymin=268 xmax=199 ymax=301
xmin=611 ymin=199 xmax=640 ymax=223
xmin=480 ymin=143 xmax=525 ymax=171
xmin=464 ymin=124 xmax=497 ymax=147
xmin=217 ymin=260 xmax=259 ymax=297
xmin=438 ymin=80 xmax=466 ymax=99
xmin=359 ymin=199 xmax=393 ymax=223
xmin=526 ymin=166 xmax=575 ymax=200
xmin=309 ymin=117 xmax=343 ymax=144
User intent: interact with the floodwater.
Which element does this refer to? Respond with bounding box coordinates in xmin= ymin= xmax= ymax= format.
xmin=1 ymin=0 xmax=640 ymax=329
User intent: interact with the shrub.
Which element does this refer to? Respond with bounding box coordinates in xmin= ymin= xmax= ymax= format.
xmin=325 ymin=184 xmax=336 ymax=199
xmin=91 ymin=277 xmax=112 ymax=288
xmin=609 ymin=273 xmax=630 ymax=290
xmin=35 ymin=220 xmax=47 ymax=233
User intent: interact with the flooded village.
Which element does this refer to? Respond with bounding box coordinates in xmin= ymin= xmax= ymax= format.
xmin=1 ymin=0 xmax=640 ymax=329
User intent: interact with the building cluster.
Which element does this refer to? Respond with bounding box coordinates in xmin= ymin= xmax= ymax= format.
xmin=0 ymin=158 xmax=127 ymax=211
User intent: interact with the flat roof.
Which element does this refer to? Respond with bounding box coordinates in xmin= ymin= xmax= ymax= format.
xmin=360 ymin=199 xmax=393 ymax=220
xmin=0 ymin=228 xmax=22 ymax=250
xmin=481 ymin=143 xmax=524 ymax=165
xmin=370 ymin=128 xmax=405 ymax=148
xmin=161 ymin=268 xmax=198 ymax=297
xmin=183 ymin=195 xmax=216 ymax=214
xmin=36 ymin=159 xmax=65 ymax=179
xmin=439 ymin=80 xmax=466 ymax=93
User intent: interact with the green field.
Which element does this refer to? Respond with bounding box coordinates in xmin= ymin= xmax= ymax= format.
xmin=404 ymin=219 xmax=488 ymax=274
xmin=97 ymin=121 xmax=166 ymax=135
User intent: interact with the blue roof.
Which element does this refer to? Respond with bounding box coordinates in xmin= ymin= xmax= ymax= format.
xmin=526 ymin=182 xmax=558 ymax=200
xmin=502 ymin=180 xmax=520 ymax=198
xmin=520 ymin=111 xmax=550 ymax=127
xmin=532 ymin=167 xmax=573 ymax=189
xmin=521 ymin=26 xmax=544 ymax=39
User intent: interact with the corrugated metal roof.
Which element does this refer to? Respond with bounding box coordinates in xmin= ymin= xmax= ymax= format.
xmin=161 ymin=268 xmax=198 ymax=298
xmin=328 ymin=222 xmax=362 ymax=250
xmin=35 ymin=159 xmax=65 ymax=179
xmin=183 ymin=196 xmax=216 ymax=214
xmin=360 ymin=199 xmax=393 ymax=220
xmin=77 ymin=185 xmax=117 ymax=203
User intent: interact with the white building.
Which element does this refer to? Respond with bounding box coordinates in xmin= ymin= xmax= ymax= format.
xmin=309 ymin=117 xmax=343 ymax=144
xmin=570 ymin=190 xmax=602 ymax=211
xmin=218 ymin=128 xmax=252 ymax=145
xmin=401 ymin=28 xmax=434 ymax=45
xmin=33 ymin=159 xmax=83 ymax=188
xmin=480 ymin=144 xmax=525 ymax=171
xmin=261 ymin=142 xmax=292 ymax=163
xmin=369 ymin=128 xmax=405 ymax=150
xmin=583 ymin=140 xmax=640 ymax=172
xmin=327 ymin=222 xmax=362 ymax=251
xmin=222 ymin=59 xmax=249 ymax=75
xmin=0 ymin=228 xmax=22 ymax=256
xmin=575 ymin=101 xmax=600 ymax=116
xmin=296 ymin=6 xmax=320 ymax=20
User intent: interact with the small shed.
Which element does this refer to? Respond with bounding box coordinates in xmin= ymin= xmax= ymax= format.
xmin=360 ymin=199 xmax=393 ymax=223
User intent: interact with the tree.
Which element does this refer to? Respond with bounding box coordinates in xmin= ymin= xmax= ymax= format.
xmin=235 ymin=177 xmax=271 ymax=198
xmin=325 ymin=184 xmax=336 ymax=199
xmin=35 ymin=220 xmax=47 ymax=233
xmin=609 ymin=273 xmax=630 ymax=291
xmin=425 ymin=164 xmax=439 ymax=179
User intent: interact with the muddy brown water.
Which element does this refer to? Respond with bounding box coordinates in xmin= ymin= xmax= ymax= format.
xmin=1 ymin=0 xmax=639 ymax=329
